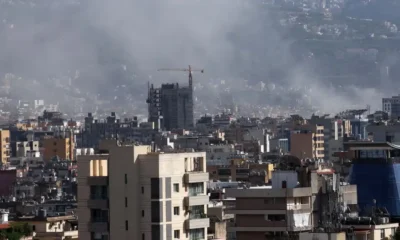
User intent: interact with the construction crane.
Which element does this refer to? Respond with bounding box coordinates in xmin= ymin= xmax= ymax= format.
xmin=157 ymin=65 xmax=204 ymax=88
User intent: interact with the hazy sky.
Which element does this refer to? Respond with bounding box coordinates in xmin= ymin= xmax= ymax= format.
xmin=0 ymin=0 xmax=387 ymax=115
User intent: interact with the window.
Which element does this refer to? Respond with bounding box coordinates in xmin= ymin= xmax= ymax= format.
xmin=265 ymin=214 xmax=286 ymax=221
xmin=184 ymin=158 xmax=188 ymax=172
xmin=151 ymin=178 xmax=160 ymax=199
xmin=189 ymin=228 xmax=204 ymax=240
xmin=151 ymin=202 xmax=161 ymax=222
xmin=151 ymin=225 xmax=160 ymax=240
xmin=188 ymin=183 xmax=204 ymax=196
xmin=142 ymin=210 xmax=144 ymax=217
xmin=125 ymin=197 xmax=128 ymax=207
xmin=125 ymin=220 xmax=128 ymax=231
xmin=141 ymin=187 xmax=144 ymax=194
xmin=32 ymin=225 xmax=36 ymax=231
xmin=90 ymin=186 xmax=108 ymax=200
xmin=174 ymin=230 xmax=180 ymax=239
xmin=381 ymin=229 xmax=385 ymax=240
xmin=91 ymin=209 xmax=108 ymax=222
xmin=125 ymin=174 xmax=127 ymax=184
xmin=173 ymin=183 xmax=179 ymax=192
xmin=174 ymin=207 xmax=180 ymax=215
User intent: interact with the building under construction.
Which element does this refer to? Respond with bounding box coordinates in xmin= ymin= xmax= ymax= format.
xmin=147 ymin=66 xmax=202 ymax=131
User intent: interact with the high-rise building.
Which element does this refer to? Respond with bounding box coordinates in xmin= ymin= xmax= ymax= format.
xmin=147 ymin=80 xmax=194 ymax=131
xmin=78 ymin=140 xmax=209 ymax=240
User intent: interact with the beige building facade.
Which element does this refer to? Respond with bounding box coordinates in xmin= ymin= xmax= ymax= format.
xmin=0 ymin=129 xmax=10 ymax=164
xmin=78 ymin=140 xmax=210 ymax=240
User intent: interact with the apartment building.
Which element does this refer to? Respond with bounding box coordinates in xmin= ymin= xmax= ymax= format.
xmin=225 ymin=169 xmax=358 ymax=240
xmin=13 ymin=140 xmax=40 ymax=157
xmin=309 ymin=116 xmax=351 ymax=159
xmin=78 ymin=140 xmax=210 ymax=240
xmin=42 ymin=136 xmax=75 ymax=161
xmin=0 ymin=129 xmax=10 ymax=164
xmin=226 ymin=171 xmax=313 ymax=240
xmin=290 ymin=124 xmax=324 ymax=159
xmin=207 ymin=162 xmax=274 ymax=185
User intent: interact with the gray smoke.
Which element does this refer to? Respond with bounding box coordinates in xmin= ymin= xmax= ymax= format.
xmin=0 ymin=0 xmax=387 ymax=116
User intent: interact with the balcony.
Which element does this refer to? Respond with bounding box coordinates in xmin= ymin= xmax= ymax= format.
xmin=88 ymin=199 xmax=108 ymax=209
xmin=227 ymin=203 xmax=311 ymax=214
xmin=184 ymin=172 xmax=209 ymax=183
xmin=185 ymin=194 xmax=209 ymax=207
xmin=34 ymin=230 xmax=78 ymax=239
xmin=228 ymin=221 xmax=288 ymax=232
xmin=88 ymin=222 xmax=108 ymax=232
xmin=287 ymin=204 xmax=311 ymax=211
xmin=87 ymin=176 xmax=108 ymax=186
xmin=185 ymin=214 xmax=210 ymax=229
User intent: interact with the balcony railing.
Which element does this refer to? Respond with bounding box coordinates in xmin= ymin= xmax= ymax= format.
xmin=185 ymin=194 xmax=209 ymax=207
xmin=189 ymin=212 xmax=207 ymax=220
xmin=90 ymin=193 xmax=108 ymax=200
xmin=287 ymin=204 xmax=310 ymax=210
xmin=91 ymin=217 xmax=109 ymax=223
xmin=88 ymin=222 xmax=108 ymax=232
xmin=186 ymin=214 xmax=210 ymax=230
xmin=87 ymin=176 xmax=108 ymax=185
xmin=185 ymin=172 xmax=209 ymax=183
xmin=88 ymin=199 xmax=109 ymax=209
xmin=188 ymin=191 xmax=204 ymax=197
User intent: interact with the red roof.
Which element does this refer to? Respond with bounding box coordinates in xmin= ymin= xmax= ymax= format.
xmin=0 ymin=223 xmax=10 ymax=230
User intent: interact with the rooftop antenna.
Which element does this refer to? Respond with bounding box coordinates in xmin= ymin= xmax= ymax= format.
xmin=157 ymin=65 xmax=204 ymax=89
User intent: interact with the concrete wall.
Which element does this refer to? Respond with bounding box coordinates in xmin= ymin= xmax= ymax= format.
xmin=107 ymin=143 xmax=150 ymax=240
xmin=272 ymin=171 xmax=298 ymax=189
xmin=77 ymin=154 xmax=109 ymax=240
xmin=213 ymin=221 xmax=227 ymax=239
xmin=290 ymin=133 xmax=313 ymax=159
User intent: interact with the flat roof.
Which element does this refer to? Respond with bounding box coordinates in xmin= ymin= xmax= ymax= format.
xmin=344 ymin=142 xmax=400 ymax=150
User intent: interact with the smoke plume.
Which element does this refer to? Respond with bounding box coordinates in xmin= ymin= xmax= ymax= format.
xmin=0 ymin=0 xmax=388 ymax=116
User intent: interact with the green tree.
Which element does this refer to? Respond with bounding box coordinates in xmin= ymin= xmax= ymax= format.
xmin=392 ymin=230 xmax=400 ymax=240
xmin=0 ymin=222 xmax=33 ymax=240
